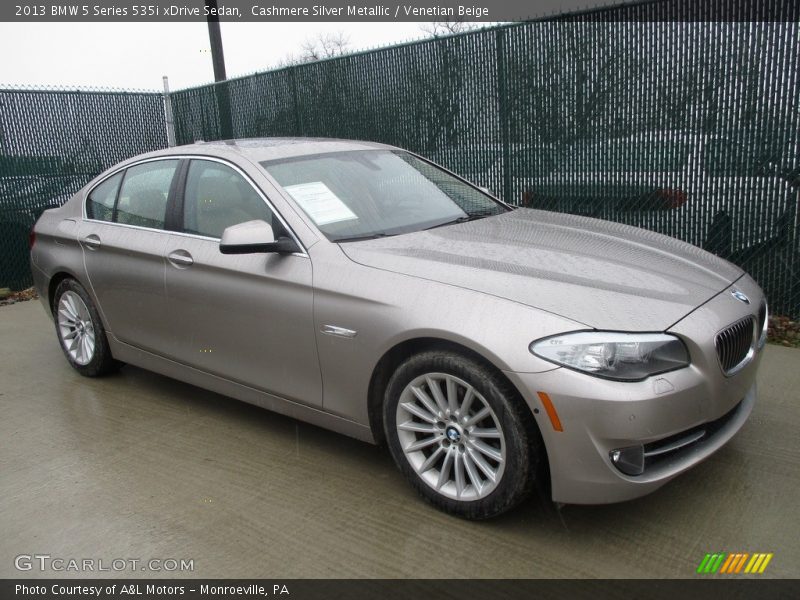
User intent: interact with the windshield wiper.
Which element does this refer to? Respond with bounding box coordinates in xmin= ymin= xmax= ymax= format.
xmin=424 ymin=212 xmax=494 ymax=231
xmin=336 ymin=211 xmax=498 ymax=241
xmin=333 ymin=232 xmax=395 ymax=243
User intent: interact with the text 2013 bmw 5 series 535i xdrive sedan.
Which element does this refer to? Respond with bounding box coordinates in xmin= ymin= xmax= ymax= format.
xmin=30 ymin=138 xmax=767 ymax=519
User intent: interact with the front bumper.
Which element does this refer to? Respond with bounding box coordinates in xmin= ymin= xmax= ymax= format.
xmin=505 ymin=276 xmax=765 ymax=505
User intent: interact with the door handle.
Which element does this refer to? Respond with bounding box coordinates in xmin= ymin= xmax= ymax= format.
xmin=167 ymin=250 xmax=194 ymax=268
xmin=81 ymin=234 xmax=101 ymax=250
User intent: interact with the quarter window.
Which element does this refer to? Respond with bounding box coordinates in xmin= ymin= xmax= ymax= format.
xmin=86 ymin=172 xmax=123 ymax=222
xmin=115 ymin=160 xmax=179 ymax=229
xmin=182 ymin=160 xmax=272 ymax=239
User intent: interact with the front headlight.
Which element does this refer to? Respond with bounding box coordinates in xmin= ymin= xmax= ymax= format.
xmin=530 ymin=331 xmax=689 ymax=381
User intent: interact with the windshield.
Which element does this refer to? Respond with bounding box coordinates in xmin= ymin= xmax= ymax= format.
xmin=261 ymin=150 xmax=506 ymax=242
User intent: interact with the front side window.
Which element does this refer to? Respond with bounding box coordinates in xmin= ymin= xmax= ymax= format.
xmin=182 ymin=160 xmax=273 ymax=239
xmin=86 ymin=172 xmax=123 ymax=221
xmin=115 ymin=160 xmax=179 ymax=229
xmin=262 ymin=150 xmax=505 ymax=242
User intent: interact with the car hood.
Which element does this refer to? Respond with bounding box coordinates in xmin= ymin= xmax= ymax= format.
xmin=339 ymin=208 xmax=743 ymax=331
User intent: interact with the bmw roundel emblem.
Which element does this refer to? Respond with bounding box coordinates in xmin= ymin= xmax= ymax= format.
xmin=731 ymin=289 xmax=750 ymax=304
xmin=445 ymin=427 xmax=462 ymax=443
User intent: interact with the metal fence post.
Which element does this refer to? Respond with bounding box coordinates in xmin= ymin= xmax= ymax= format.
xmin=495 ymin=28 xmax=512 ymax=205
xmin=162 ymin=76 xmax=176 ymax=147
xmin=290 ymin=66 xmax=302 ymax=136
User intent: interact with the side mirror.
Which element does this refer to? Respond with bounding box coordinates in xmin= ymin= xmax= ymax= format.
xmin=219 ymin=220 xmax=300 ymax=255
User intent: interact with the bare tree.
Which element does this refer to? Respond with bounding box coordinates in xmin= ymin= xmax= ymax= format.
xmin=421 ymin=20 xmax=477 ymax=37
xmin=502 ymin=23 xmax=646 ymax=146
xmin=276 ymin=31 xmax=351 ymax=67
xmin=300 ymin=31 xmax=350 ymax=61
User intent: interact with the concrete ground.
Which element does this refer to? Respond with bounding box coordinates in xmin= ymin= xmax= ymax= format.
xmin=1 ymin=299 xmax=799 ymax=579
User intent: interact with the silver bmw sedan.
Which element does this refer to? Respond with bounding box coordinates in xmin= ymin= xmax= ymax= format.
xmin=30 ymin=138 xmax=766 ymax=519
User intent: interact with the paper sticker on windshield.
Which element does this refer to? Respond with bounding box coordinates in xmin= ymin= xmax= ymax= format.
xmin=284 ymin=182 xmax=358 ymax=226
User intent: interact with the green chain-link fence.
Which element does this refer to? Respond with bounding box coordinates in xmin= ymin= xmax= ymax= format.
xmin=170 ymin=9 xmax=800 ymax=317
xmin=2 ymin=0 xmax=799 ymax=317
xmin=0 ymin=87 xmax=167 ymax=290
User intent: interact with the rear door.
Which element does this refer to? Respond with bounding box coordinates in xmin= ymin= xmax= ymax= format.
xmin=78 ymin=158 xmax=180 ymax=352
xmin=162 ymin=158 xmax=321 ymax=407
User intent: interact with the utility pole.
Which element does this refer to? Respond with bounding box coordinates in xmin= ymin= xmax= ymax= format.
xmin=205 ymin=0 xmax=233 ymax=139
xmin=205 ymin=0 xmax=227 ymax=82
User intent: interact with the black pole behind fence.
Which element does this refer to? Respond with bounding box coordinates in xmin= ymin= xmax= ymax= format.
xmin=204 ymin=0 xmax=233 ymax=140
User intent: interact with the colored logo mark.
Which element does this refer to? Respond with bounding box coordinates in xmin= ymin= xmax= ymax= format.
xmin=697 ymin=552 xmax=773 ymax=574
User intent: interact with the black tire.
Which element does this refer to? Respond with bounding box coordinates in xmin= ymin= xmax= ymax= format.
xmin=383 ymin=349 xmax=543 ymax=519
xmin=52 ymin=278 xmax=122 ymax=377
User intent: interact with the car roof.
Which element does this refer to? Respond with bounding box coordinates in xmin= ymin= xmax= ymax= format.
xmin=134 ymin=137 xmax=398 ymax=164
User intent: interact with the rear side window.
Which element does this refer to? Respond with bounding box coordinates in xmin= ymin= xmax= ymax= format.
xmin=115 ymin=160 xmax=179 ymax=229
xmin=86 ymin=172 xmax=122 ymax=221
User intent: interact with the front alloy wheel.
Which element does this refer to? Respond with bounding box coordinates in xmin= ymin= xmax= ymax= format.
xmin=396 ymin=373 xmax=506 ymax=501
xmin=384 ymin=350 xmax=543 ymax=519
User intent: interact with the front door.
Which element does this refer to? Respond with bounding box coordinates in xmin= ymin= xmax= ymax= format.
xmin=163 ymin=158 xmax=321 ymax=407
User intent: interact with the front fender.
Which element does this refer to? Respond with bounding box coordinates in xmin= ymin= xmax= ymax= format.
xmin=310 ymin=243 xmax=582 ymax=427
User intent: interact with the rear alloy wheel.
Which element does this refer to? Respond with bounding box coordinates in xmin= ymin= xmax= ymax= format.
xmin=53 ymin=279 xmax=121 ymax=377
xmin=57 ymin=291 xmax=96 ymax=366
xmin=384 ymin=350 xmax=542 ymax=519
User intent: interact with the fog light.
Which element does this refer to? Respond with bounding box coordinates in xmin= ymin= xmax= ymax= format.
xmin=610 ymin=445 xmax=645 ymax=476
